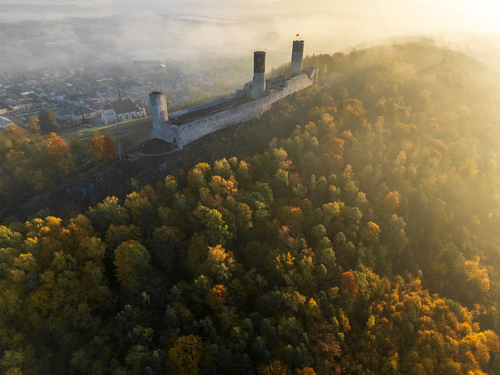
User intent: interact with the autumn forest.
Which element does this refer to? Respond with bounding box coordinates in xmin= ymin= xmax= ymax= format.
xmin=2 ymin=42 xmax=500 ymax=374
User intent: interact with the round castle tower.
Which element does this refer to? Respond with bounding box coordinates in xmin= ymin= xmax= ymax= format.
xmin=149 ymin=91 xmax=169 ymax=140
xmin=252 ymin=51 xmax=266 ymax=99
xmin=291 ymin=40 xmax=304 ymax=77
xmin=149 ymin=91 xmax=168 ymax=125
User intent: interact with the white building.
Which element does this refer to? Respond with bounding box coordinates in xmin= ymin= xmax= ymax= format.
xmin=8 ymin=99 xmax=45 ymax=112
xmin=100 ymin=98 xmax=146 ymax=124
xmin=0 ymin=116 xmax=13 ymax=130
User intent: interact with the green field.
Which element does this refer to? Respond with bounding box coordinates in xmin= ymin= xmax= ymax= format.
xmin=58 ymin=116 xmax=153 ymax=151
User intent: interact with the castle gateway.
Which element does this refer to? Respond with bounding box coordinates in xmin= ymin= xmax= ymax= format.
xmin=150 ymin=40 xmax=318 ymax=149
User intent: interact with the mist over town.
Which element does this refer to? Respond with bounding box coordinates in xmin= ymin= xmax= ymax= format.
xmin=2 ymin=2 xmax=500 ymax=375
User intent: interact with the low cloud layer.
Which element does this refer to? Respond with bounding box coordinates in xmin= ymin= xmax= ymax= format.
xmin=1 ymin=0 xmax=500 ymax=72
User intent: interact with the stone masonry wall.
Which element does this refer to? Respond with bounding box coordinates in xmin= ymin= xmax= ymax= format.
xmin=152 ymin=69 xmax=317 ymax=148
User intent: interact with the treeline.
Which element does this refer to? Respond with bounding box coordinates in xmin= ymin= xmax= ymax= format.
xmin=0 ymin=119 xmax=117 ymax=217
xmin=2 ymin=42 xmax=500 ymax=374
xmin=0 ymin=120 xmax=74 ymax=209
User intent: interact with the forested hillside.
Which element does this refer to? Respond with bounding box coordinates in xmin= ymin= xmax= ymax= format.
xmin=2 ymin=42 xmax=500 ymax=375
xmin=0 ymin=119 xmax=75 ymax=209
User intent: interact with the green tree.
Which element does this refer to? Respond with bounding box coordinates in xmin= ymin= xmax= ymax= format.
xmin=69 ymin=135 xmax=84 ymax=167
xmin=203 ymin=209 xmax=232 ymax=246
xmin=114 ymin=240 xmax=151 ymax=290
xmin=86 ymin=196 xmax=130 ymax=234
xmin=38 ymin=108 xmax=57 ymax=133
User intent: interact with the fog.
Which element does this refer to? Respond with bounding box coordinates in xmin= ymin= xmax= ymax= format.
xmin=1 ymin=0 xmax=500 ymax=72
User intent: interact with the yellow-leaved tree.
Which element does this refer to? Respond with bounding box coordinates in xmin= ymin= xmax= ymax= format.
xmin=168 ymin=335 xmax=204 ymax=375
xmin=114 ymin=240 xmax=150 ymax=290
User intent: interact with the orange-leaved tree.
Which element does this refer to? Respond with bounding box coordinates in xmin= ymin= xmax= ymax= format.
xmin=168 ymin=335 xmax=204 ymax=375
xmin=206 ymin=284 xmax=228 ymax=310
xmin=341 ymin=271 xmax=358 ymax=300
xmin=88 ymin=131 xmax=116 ymax=162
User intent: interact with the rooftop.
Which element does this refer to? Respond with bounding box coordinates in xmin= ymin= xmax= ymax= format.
xmin=110 ymin=98 xmax=141 ymax=115
xmin=169 ymin=95 xmax=253 ymax=126
xmin=0 ymin=116 xmax=13 ymax=128
xmin=167 ymin=75 xmax=287 ymax=126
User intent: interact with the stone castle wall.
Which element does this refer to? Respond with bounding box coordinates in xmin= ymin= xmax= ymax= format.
xmin=152 ymin=67 xmax=318 ymax=148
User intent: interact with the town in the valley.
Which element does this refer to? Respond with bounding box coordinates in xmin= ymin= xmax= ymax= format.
xmin=0 ymin=57 xmax=252 ymax=131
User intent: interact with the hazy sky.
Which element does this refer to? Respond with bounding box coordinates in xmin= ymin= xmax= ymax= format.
xmin=1 ymin=0 xmax=499 ymax=35
xmin=1 ymin=0 xmax=500 ymax=70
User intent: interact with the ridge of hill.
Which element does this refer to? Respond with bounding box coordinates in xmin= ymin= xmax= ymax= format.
xmin=2 ymin=42 xmax=500 ymax=374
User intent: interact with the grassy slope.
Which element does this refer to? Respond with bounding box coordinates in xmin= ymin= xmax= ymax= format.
xmin=58 ymin=116 xmax=153 ymax=152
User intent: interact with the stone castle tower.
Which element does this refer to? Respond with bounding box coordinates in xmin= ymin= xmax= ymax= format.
xmin=149 ymin=40 xmax=318 ymax=149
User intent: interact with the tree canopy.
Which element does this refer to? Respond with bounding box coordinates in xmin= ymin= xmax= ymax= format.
xmin=2 ymin=42 xmax=500 ymax=374
xmin=38 ymin=108 xmax=57 ymax=134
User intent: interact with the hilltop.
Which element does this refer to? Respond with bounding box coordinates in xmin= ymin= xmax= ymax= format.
xmin=2 ymin=42 xmax=500 ymax=374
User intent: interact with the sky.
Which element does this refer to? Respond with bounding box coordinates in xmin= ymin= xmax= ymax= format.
xmin=110 ymin=0 xmax=499 ymax=36
xmin=1 ymin=0 xmax=499 ymax=34
xmin=1 ymin=0 xmax=500 ymax=70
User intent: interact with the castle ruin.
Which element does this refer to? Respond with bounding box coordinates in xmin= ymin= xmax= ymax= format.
xmin=150 ymin=40 xmax=318 ymax=149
